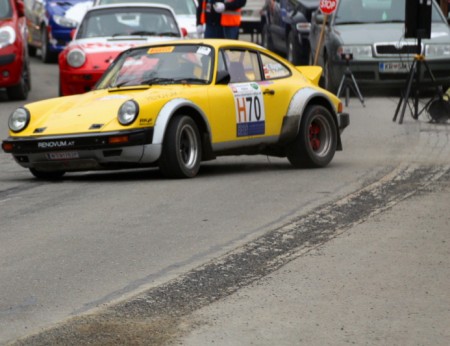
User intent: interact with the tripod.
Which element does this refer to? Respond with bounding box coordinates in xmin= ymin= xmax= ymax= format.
xmin=336 ymin=55 xmax=365 ymax=107
xmin=393 ymin=37 xmax=441 ymax=124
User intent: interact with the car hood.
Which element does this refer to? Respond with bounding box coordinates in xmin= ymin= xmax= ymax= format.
xmin=22 ymin=86 xmax=194 ymax=136
xmin=66 ymin=36 xmax=181 ymax=70
xmin=334 ymin=22 xmax=450 ymax=44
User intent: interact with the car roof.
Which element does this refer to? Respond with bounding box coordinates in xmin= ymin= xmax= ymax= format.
xmin=86 ymin=2 xmax=175 ymax=13
xmin=122 ymin=39 xmax=273 ymax=55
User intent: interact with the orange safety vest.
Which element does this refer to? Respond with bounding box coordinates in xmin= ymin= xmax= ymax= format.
xmin=200 ymin=0 xmax=242 ymax=27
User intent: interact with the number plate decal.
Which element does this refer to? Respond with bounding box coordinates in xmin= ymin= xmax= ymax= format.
xmin=230 ymin=83 xmax=266 ymax=137
xmin=379 ymin=62 xmax=411 ymax=73
xmin=46 ymin=151 xmax=80 ymax=160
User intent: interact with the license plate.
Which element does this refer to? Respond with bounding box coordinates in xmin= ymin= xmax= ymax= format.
xmin=46 ymin=151 xmax=79 ymax=160
xmin=379 ymin=62 xmax=411 ymax=73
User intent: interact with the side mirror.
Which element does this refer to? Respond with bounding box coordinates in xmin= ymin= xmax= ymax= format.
xmin=216 ymin=70 xmax=231 ymax=84
xmin=16 ymin=0 xmax=25 ymax=17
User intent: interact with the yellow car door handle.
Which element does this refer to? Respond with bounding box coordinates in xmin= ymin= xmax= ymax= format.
xmin=263 ymin=89 xmax=275 ymax=95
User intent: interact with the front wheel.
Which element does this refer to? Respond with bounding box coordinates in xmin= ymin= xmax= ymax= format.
xmin=6 ymin=59 xmax=31 ymax=100
xmin=159 ymin=115 xmax=202 ymax=178
xmin=41 ymin=28 xmax=57 ymax=63
xmin=30 ymin=168 xmax=66 ymax=180
xmin=287 ymin=105 xmax=337 ymax=168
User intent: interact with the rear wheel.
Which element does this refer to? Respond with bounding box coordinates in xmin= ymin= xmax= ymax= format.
xmin=30 ymin=168 xmax=66 ymax=180
xmin=287 ymin=105 xmax=337 ymax=168
xmin=159 ymin=115 xmax=202 ymax=179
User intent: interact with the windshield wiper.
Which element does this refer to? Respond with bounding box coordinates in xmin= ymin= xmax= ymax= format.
xmin=159 ymin=32 xmax=180 ymax=37
xmin=141 ymin=77 xmax=176 ymax=85
xmin=172 ymin=78 xmax=208 ymax=84
xmin=129 ymin=30 xmax=157 ymax=36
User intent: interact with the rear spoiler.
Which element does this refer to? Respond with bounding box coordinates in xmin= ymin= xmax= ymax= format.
xmin=296 ymin=66 xmax=322 ymax=86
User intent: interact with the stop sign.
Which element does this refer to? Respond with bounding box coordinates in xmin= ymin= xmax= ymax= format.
xmin=320 ymin=0 xmax=338 ymax=15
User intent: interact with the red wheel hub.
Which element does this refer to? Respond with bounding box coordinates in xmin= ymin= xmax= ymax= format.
xmin=309 ymin=122 xmax=321 ymax=151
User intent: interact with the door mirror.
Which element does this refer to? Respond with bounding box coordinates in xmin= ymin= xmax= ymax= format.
xmin=216 ymin=70 xmax=231 ymax=84
xmin=16 ymin=0 xmax=25 ymax=17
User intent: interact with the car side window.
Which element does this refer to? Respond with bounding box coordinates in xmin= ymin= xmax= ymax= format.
xmin=221 ymin=49 xmax=261 ymax=83
xmin=260 ymin=54 xmax=290 ymax=80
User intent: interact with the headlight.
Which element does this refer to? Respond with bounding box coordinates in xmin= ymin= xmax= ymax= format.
xmin=53 ymin=15 xmax=78 ymax=28
xmin=425 ymin=44 xmax=450 ymax=58
xmin=67 ymin=48 xmax=86 ymax=68
xmin=118 ymin=100 xmax=139 ymax=125
xmin=295 ymin=22 xmax=311 ymax=33
xmin=0 ymin=26 xmax=16 ymax=49
xmin=338 ymin=45 xmax=372 ymax=59
xmin=9 ymin=108 xmax=30 ymax=133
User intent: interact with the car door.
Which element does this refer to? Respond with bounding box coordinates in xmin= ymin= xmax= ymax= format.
xmin=207 ymin=47 xmax=291 ymax=149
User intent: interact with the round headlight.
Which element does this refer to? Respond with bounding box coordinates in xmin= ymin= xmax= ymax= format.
xmin=67 ymin=48 xmax=86 ymax=68
xmin=9 ymin=108 xmax=30 ymax=133
xmin=118 ymin=100 xmax=139 ymax=125
xmin=0 ymin=26 xmax=16 ymax=49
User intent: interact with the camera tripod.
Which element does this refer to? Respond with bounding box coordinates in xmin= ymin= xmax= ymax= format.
xmin=392 ymin=34 xmax=446 ymax=124
xmin=336 ymin=58 xmax=365 ymax=107
xmin=393 ymin=53 xmax=440 ymax=124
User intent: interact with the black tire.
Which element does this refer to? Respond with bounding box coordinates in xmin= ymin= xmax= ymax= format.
xmin=41 ymin=28 xmax=58 ymax=63
xmin=30 ymin=168 xmax=66 ymax=180
xmin=287 ymin=105 xmax=337 ymax=168
xmin=6 ymin=59 xmax=30 ymax=100
xmin=324 ymin=55 xmax=339 ymax=92
xmin=261 ymin=23 xmax=275 ymax=51
xmin=159 ymin=116 xmax=202 ymax=179
xmin=287 ymin=30 xmax=303 ymax=65
xmin=28 ymin=44 xmax=37 ymax=57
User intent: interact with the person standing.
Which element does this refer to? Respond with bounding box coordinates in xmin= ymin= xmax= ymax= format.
xmin=197 ymin=0 xmax=247 ymax=40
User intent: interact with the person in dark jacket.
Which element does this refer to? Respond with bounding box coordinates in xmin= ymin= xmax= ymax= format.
xmin=196 ymin=0 xmax=247 ymax=39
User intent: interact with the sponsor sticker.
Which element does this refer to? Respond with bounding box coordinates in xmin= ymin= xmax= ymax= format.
xmin=148 ymin=46 xmax=175 ymax=54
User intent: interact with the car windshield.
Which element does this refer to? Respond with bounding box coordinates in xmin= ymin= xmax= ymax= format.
xmin=334 ymin=0 xmax=443 ymax=25
xmin=95 ymin=0 xmax=196 ymax=15
xmin=0 ymin=0 xmax=12 ymax=19
xmin=76 ymin=7 xmax=180 ymax=38
xmin=96 ymin=44 xmax=214 ymax=88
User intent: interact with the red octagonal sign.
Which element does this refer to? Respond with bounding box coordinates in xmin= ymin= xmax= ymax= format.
xmin=320 ymin=0 xmax=338 ymax=15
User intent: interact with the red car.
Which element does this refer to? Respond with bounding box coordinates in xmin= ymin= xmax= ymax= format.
xmin=58 ymin=3 xmax=184 ymax=96
xmin=0 ymin=0 xmax=31 ymax=100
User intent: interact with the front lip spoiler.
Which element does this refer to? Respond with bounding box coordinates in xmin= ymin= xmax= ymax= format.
xmin=2 ymin=128 xmax=154 ymax=154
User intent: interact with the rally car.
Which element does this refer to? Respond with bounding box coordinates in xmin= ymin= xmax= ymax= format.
xmin=58 ymin=3 xmax=184 ymax=96
xmin=2 ymin=39 xmax=349 ymax=179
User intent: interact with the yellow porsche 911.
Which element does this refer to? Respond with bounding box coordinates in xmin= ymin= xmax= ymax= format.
xmin=2 ymin=39 xmax=349 ymax=179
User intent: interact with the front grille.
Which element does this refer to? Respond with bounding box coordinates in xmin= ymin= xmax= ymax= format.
xmin=375 ymin=43 xmax=421 ymax=56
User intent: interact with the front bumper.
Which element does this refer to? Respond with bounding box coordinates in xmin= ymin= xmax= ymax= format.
xmin=331 ymin=58 xmax=450 ymax=88
xmin=1 ymin=128 xmax=161 ymax=172
xmin=337 ymin=112 xmax=350 ymax=133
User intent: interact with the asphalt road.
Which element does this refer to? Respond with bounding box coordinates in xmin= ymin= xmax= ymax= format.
xmin=0 ymin=54 xmax=449 ymax=345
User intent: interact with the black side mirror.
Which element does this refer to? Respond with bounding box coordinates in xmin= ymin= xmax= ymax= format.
xmin=216 ymin=70 xmax=231 ymax=84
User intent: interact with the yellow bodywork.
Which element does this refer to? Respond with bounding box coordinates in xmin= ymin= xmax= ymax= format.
xmin=9 ymin=39 xmax=341 ymax=147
